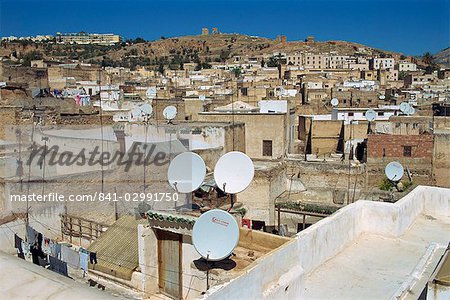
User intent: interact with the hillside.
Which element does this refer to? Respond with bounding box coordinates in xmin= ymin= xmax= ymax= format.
xmin=434 ymin=47 xmax=450 ymax=67
xmin=0 ymin=33 xmax=406 ymax=69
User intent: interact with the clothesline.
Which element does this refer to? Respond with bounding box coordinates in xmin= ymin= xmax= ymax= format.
xmin=13 ymin=224 xmax=97 ymax=278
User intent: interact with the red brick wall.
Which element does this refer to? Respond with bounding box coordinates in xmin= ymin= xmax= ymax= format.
xmin=367 ymin=134 xmax=433 ymax=159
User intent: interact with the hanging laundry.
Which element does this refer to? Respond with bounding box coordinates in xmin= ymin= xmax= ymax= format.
xmin=89 ymin=252 xmax=97 ymax=264
xmin=61 ymin=245 xmax=79 ymax=269
xmin=75 ymin=94 xmax=81 ymax=106
xmin=26 ymin=225 xmax=38 ymax=246
xmin=14 ymin=234 xmax=22 ymax=251
xmin=51 ymin=242 xmax=61 ymax=259
xmin=21 ymin=240 xmax=29 ymax=256
xmin=241 ymin=219 xmax=251 ymax=229
xmin=38 ymin=256 xmax=48 ymax=267
xmin=49 ymin=256 xmax=68 ymax=277
xmin=30 ymin=246 xmax=40 ymax=265
xmin=251 ymin=220 xmax=266 ymax=231
xmin=79 ymin=248 xmax=89 ymax=272
xmin=42 ymin=237 xmax=51 ymax=255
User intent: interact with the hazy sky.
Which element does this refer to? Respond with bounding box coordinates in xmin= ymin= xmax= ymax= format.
xmin=0 ymin=0 xmax=448 ymax=55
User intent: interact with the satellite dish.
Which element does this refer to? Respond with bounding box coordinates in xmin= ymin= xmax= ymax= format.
xmin=167 ymin=152 xmax=206 ymax=193
xmin=331 ymin=98 xmax=339 ymax=107
xmin=379 ymin=95 xmax=386 ymax=100
xmin=214 ymin=151 xmax=254 ymax=194
xmin=199 ymin=95 xmax=206 ymax=101
xmin=192 ymin=209 xmax=239 ymax=261
xmin=146 ymin=87 xmax=156 ymax=99
xmin=365 ymin=109 xmax=377 ymax=122
xmin=405 ymin=105 xmax=415 ymax=116
xmin=140 ymin=103 xmax=153 ymax=116
xmin=399 ymin=102 xmax=409 ymax=113
xmin=131 ymin=107 xmax=141 ymax=117
xmin=385 ymin=161 xmax=404 ymax=182
xmin=163 ymin=106 xmax=177 ymax=120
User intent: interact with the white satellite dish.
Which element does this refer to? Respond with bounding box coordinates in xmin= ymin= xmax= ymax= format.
xmin=192 ymin=209 xmax=239 ymax=261
xmin=365 ymin=109 xmax=377 ymax=122
xmin=199 ymin=95 xmax=206 ymax=101
xmin=405 ymin=105 xmax=415 ymax=116
xmin=331 ymin=98 xmax=339 ymax=107
xmin=131 ymin=107 xmax=141 ymax=117
xmin=385 ymin=161 xmax=404 ymax=182
xmin=379 ymin=95 xmax=386 ymax=100
xmin=214 ymin=151 xmax=254 ymax=194
xmin=399 ymin=102 xmax=409 ymax=113
xmin=163 ymin=106 xmax=177 ymax=120
xmin=167 ymin=152 xmax=206 ymax=193
xmin=140 ymin=103 xmax=153 ymax=116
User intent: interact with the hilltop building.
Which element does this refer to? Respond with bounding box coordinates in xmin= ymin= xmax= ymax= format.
xmin=56 ymin=32 xmax=121 ymax=45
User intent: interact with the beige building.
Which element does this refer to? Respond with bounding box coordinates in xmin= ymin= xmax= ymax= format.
xmin=56 ymin=32 xmax=120 ymax=45
xmin=370 ymin=58 xmax=395 ymax=70
xmin=303 ymin=54 xmax=326 ymax=69
xmin=397 ymin=62 xmax=417 ymax=72
xmin=197 ymin=109 xmax=291 ymax=160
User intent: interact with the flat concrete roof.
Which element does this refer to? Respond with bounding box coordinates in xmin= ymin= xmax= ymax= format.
xmin=303 ymin=214 xmax=449 ymax=299
xmin=0 ymin=251 xmax=114 ymax=299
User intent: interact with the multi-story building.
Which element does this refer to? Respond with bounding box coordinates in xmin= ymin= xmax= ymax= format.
xmin=370 ymin=58 xmax=395 ymax=70
xmin=287 ymin=52 xmax=303 ymax=66
xmin=345 ymin=57 xmax=369 ymax=70
xmin=56 ymin=32 xmax=121 ymax=45
xmin=303 ymin=54 xmax=326 ymax=69
xmin=325 ymin=55 xmax=350 ymax=69
xmin=397 ymin=62 xmax=417 ymax=72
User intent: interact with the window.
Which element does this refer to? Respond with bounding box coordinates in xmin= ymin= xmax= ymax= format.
xmin=403 ymin=146 xmax=412 ymax=157
xmin=263 ymin=140 xmax=273 ymax=157
xmin=348 ymin=112 xmax=354 ymax=116
xmin=378 ymin=112 xmax=384 ymax=116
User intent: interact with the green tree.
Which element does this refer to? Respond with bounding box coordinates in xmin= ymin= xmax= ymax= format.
xmin=267 ymin=57 xmax=279 ymax=67
xmin=231 ymin=67 xmax=242 ymax=78
xmin=195 ymin=63 xmax=202 ymax=71
xmin=21 ymin=50 xmax=43 ymax=66
xmin=133 ymin=37 xmax=146 ymax=43
xmin=219 ymin=49 xmax=231 ymax=62
xmin=422 ymin=52 xmax=434 ymax=65
xmin=158 ymin=63 xmax=165 ymax=74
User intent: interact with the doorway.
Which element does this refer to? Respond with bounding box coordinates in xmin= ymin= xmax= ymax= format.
xmin=157 ymin=230 xmax=182 ymax=299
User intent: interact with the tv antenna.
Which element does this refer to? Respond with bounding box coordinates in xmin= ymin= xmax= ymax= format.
xmin=192 ymin=209 xmax=239 ymax=290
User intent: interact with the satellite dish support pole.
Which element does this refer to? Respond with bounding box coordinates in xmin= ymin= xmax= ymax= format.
xmin=206 ymin=254 xmax=210 ymax=290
